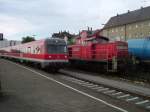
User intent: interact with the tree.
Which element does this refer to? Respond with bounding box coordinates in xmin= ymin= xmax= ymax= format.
xmin=52 ymin=31 xmax=76 ymax=45
xmin=22 ymin=36 xmax=35 ymax=43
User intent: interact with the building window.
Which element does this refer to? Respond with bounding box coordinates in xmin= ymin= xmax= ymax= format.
xmin=141 ymin=24 xmax=143 ymax=28
xmin=115 ymin=28 xmax=118 ymax=32
xmin=135 ymin=24 xmax=138 ymax=28
xmin=149 ymin=32 xmax=150 ymax=35
xmin=112 ymin=29 xmax=114 ymax=33
xmin=79 ymin=40 xmax=81 ymax=44
xmin=129 ymin=34 xmax=131 ymax=38
xmin=121 ymin=36 xmax=124 ymax=40
xmin=134 ymin=33 xmax=137 ymax=38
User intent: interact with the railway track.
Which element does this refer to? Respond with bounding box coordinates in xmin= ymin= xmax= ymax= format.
xmin=59 ymin=69 xmax=150 ymax=111
xmin=2 ymin=59 xmax=150 ymax=111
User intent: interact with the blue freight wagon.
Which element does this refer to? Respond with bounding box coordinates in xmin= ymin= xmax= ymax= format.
xmin=128 ymin=38 xmax=150 ymax=62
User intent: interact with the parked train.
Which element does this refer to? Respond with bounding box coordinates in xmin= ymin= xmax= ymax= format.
xmin=128 ymin=38 xmax=150 ymax=64
xmin=2 ymin=33 xmax=149 ymax=73
xmin=0 ymin=38 xmax=68 ymax=72
xmin=68 ymin=30 xmax=129 ymax=72
xmin=68 ymin=32 xmax=150 ymax=72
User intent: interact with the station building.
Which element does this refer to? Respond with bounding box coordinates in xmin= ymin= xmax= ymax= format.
xmin=0 ymin=40 xmax=21 ymax=48
xmin=102 ymin=6 xmax=150 ymax=41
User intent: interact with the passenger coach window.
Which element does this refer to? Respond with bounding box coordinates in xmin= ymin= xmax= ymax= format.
xmin=27 ymin=47 xmax=31 ymax=53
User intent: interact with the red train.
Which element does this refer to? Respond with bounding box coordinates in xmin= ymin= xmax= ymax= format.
xmin=68 ymin=30 xmax=129 ymax=72
xmin=0 ymin=38 xmax=68 ymax=72
xmin=0 ymin=30 xmax=129 ymax=72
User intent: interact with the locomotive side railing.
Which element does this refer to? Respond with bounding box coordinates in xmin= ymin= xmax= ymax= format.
xmin=70 ymin=47 xmax=110 ymax=61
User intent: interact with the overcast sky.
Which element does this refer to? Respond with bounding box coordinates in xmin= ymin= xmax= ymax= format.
xmin=1 ymin=0 xmax=150 ymax=40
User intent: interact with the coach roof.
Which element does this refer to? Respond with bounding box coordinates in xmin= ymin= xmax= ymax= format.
xmin=46 ymin=38 xmax=66 ymax=45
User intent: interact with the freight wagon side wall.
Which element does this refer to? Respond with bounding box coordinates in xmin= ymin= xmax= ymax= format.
xmin=128 ymin=39 xmax=150 ymax=60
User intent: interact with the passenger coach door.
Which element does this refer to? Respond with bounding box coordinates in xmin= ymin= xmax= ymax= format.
xmin=91 ymin=44 xmax=96 ymax=59
xmin=20 ymin=53 xmax=23 ymax=57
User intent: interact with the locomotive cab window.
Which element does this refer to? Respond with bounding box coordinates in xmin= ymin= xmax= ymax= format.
xmin=47 ymin=45 xmax=67 ymax=54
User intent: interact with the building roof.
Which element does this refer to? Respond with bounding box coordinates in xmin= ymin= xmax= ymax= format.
xmin=104 ymin=6 xmax=150 ymax=29
xmin=79 ymin=29 xmax=102 ymax=37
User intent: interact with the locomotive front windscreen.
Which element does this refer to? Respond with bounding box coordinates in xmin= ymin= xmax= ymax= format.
xmin=47 ymin=45 xmax=67 ymax=54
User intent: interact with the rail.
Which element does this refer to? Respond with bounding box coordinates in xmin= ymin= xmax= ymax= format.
xmin=59 ymin=69 xmax=150 ymax=110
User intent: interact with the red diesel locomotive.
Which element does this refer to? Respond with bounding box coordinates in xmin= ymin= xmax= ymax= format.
xmin=0 ymin=38 xmax=68 ymax=71
xmin=68 ymin=30 xmax=129 ymax=72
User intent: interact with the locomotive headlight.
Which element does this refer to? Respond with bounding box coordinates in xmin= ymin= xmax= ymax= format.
xmin=65 ymin=56 xmax=67 ymax=58
xmin=49 ymin=56 xmax=52 ymax=58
